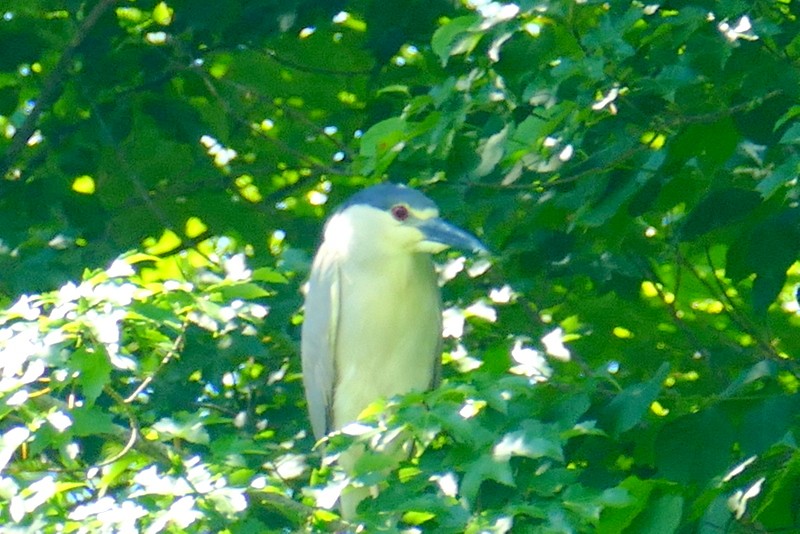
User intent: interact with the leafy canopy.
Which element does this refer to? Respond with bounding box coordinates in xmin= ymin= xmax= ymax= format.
xmin=1 ymin=0 xmax=800 ymax=532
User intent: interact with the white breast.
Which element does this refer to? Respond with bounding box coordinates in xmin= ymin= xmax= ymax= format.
xmin=332 ymin=251 xmax=441 ymax=429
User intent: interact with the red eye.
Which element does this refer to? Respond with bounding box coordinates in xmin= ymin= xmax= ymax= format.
xmin=391 ymin=205 xmax=409 ymax=221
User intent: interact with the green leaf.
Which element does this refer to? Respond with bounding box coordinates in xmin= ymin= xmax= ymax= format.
xmin=357 ymin=117 xmax=408 ymax=175
xmin=627 ymin=493 xmax=683 ymax=534
xmin=98 ymin=457 xmax=138 ymax=497
xmin=354 ymin=449 xmax=404 ymax=483
xmin=493 ymin=421 xmax=564 ymax=462
xmin=735 ymin=210 xmax=800 ymax=313
xmin=71 ymin=347 xmax=113 ymax=406
xmin=402 ymin=510 xmax=435 ymax=525
xmin=129 ymin=302 xmax=182 ymax=327
xmin=597 ymin=477 xmax=660 ymax=533
xmin=753 ymin=449 xmax=800 ymax=530
xmin=510 ymin=115 xmax=549 ymax=149
xmin=655 ymin=408 xmax=735 ymax=484
xmin=756 ymin=155 xmax=800 ymax=199
xmin=6 ymin=2 xmax=800 ymax=531
xmin=669 ymin=118 xmax=739 ymax=173
xmin=680 ymin=188 xmax=762 ymax=240
xmin=773 ymin=105 xmax=800 ymax=132
xmin=152 ymin=2 xmax=174 ymax=25
xmin=562 ymin=484 xmax=631 ymax=523
xmin=472 ymin=125 xmax=509 ymax=178
xmin=601 ymin=362 xmax=669 ymax=436
xmin=561 ymin=420 xmax=606 ymax=439
xmin=431 ymin=15 xmax=480 ymax=65
xmin=359 ymin=118 xmax=407 ymax=158
xmin=430 ymin=402 xmax=496 ymax=448
xmin=752 ymin=272 xmax=785 ymax=316
xmin=216 ymin=282 xmax=271 ymax=300
xmin=461 ymin=453 xmax=515 ymax=505
xmin=740 ymin=396 xmax=800 ymax=456
xmin=551 ymin=392 xmax=593 ymax=429
xmin=720 ymin=360 xmax=778 ymax=398
xmin=578 ymin=151 xmax=664 ymax=227
xmin=71 ymin=406 xmax=117 ymax=436
xmin=152 ymin=415 xmax=210 ymax=444
xmin=778 ymin=122 xmax=800 ymax=144
xmin=251 ymin=267 xmax=288 ymax=284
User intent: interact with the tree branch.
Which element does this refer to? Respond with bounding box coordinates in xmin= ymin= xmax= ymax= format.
xmin=0 ymin=0 xmax=119 ymax=179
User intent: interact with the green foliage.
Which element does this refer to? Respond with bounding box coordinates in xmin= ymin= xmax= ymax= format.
xmin=2 ymin=0 xmax=800 ymax=531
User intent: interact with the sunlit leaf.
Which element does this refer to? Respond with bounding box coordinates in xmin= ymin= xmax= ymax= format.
xmin=431 ymin=15 xmax=480 ymax=65
xmin=251 ymin=267 xmax=288 ymax=284
xmin=152 ymin=415 xmax=210 ymax=444
xmin=71 ymin=347 xmax=113 ymax=406
xmin=461 ymin=453 xmax=515 ymax=504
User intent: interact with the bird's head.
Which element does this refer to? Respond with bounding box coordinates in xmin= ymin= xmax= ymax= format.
xmin=323 ymin=183 xmax=486 ymax=258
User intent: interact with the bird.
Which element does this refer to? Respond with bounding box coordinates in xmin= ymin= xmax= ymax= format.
xmin=301 ymin=182 xmax=485 ymax=518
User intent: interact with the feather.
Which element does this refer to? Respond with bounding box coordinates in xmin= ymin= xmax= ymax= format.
xmin=301 ymin=241 xmax=340 ymax=439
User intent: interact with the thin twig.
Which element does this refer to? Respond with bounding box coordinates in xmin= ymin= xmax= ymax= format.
xmin=248 ymin=489 xmax=353 ymax=532
xmin=92 ymin=418 xmax=139 ymax=469
xmin=677 ymin=247 xmax=782 ymax=362
xmin=86 ymin=96 xmax=175 ymax=231
xmin=201 ymin=74 xmax=348 ymax=176
xmin=467 ymin=90 xmax=784 ymax=194
xmin=28 ymin=392 xmax=173 ymax=465
xmin=124 ymin=323 xmax=188 ymax=403
xmin=638 ymin=258 xmax=708 ymax=358
xmin=263 ymin=48 xmax=373 ymax=77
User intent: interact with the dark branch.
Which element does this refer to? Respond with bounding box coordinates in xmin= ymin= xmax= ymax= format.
xmin=0 ymin=0 xmax=120 ymax=179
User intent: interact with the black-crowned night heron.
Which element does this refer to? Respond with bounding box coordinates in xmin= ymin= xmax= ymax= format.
xmin=301 ymin=183 xmax=485 ymax=517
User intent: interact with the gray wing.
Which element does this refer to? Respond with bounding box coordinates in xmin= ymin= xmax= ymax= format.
xmin=430 ymin=267 xmax=444 ymax=389
xmin=300 ymin=243 xmax=340 ymax=440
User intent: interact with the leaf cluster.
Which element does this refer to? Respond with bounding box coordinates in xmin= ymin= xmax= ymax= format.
xmin=1 ymin=0 xmax=800 ymax=532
